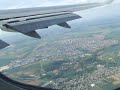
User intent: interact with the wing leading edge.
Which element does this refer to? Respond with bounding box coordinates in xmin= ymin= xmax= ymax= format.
xmin=0 ymin=0 xmax=114 ymax=47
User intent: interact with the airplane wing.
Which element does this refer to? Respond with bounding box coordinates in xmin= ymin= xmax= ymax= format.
xmin=0 ymin=40 xmax=9 ymax=49
xmin=0 ymin=0 xmax=114 ymax=39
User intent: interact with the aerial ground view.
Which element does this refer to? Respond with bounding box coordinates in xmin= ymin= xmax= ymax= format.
xmin=0 ymin=0 xmax=120 ymax=90
xmin=1 ymin=18 xmax=120 ymax=90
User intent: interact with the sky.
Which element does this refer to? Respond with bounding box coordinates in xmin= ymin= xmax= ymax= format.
xmin=0 ymin=0 xmax=120 ymax=37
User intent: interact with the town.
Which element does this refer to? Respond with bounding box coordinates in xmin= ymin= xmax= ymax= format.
xmin=7 ymin=35 xmax=118 ymax=69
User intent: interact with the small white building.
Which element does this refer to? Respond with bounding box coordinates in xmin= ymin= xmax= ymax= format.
xmin=91 ymin=84 xmax=95 ymax=87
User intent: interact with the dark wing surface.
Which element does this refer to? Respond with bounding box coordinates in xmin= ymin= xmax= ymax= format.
xmin=0 ymin=40 xmax=9 ymax=49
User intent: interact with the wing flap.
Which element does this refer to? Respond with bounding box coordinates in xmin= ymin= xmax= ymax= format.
xmin=3 ymin=13 xmax=81 ymax=34
xmin=25 ymin=31 xmax=41 ymax=39
xmin=0 ymin=40 xmax=9 ymax=49
xmin=58 ymin=22 xmax=71 ymax=28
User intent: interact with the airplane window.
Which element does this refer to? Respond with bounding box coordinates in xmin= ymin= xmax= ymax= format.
xmin=0 ymin=0 xmax=120 ymax=90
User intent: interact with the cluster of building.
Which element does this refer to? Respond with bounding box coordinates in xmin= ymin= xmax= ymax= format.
xmin=52 ymin=66 xmax=120 ymax=90
xmin=6 ymin=35 xmax=118 ymax=69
